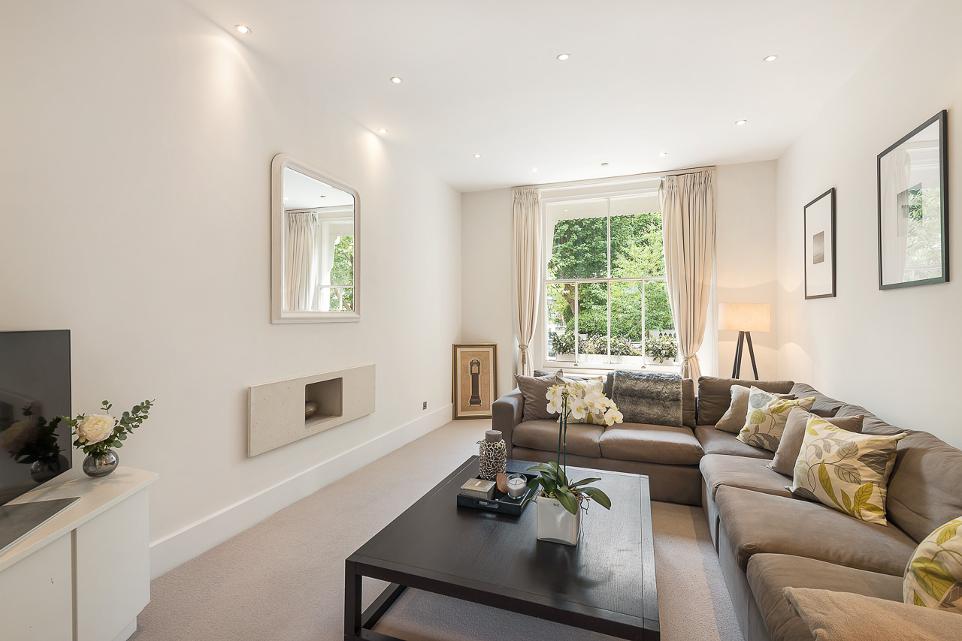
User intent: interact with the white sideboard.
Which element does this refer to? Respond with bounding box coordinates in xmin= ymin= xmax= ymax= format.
xmin=0 ymin=467 xmax=157 ymax=641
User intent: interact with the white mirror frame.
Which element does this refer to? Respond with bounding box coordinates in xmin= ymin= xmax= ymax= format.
xmin=271 ymin=154 xmax=361 ymax=323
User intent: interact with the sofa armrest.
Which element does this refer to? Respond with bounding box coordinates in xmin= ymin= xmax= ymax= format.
xmin=493 ymin=389 xmax=525 ymax=458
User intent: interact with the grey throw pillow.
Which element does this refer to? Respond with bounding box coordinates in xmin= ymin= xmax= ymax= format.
xmin=515 ymin=373 xmax=563 ymax=421
xmin=770 ymin=407 xmax=864 ymax=477
xmin=715 ymin=385 xmax=794 ymax=433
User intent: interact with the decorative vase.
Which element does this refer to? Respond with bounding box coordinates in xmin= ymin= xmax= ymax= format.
xmin=477 ymin=429 xmax=507 ymax=481
xmin=83 ymin=449 xmax=119 ymax=478
xmin=536 ymin=494 xmax=581 ymax=545
xmin=30 ymin=455 xmax=69 ymax=484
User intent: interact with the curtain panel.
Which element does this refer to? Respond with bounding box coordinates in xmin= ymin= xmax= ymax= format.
xmin=660 ymin=171 xmax=716 ymax=379
xmin=285 ymin=210 xmax=321 ymax=312
xmin=512 ymin=187 xmax=543 ymax=376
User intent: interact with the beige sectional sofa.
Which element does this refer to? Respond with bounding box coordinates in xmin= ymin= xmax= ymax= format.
xmin=492 ymin=375 xmax=962 ymax=641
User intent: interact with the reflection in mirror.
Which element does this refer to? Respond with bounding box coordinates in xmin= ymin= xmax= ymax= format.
xmin=272 ymin=155 xmax=359 ymax=322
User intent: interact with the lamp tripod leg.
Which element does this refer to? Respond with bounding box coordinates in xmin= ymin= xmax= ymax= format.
xmin=746 ymin=331 xmax=759 ymax=380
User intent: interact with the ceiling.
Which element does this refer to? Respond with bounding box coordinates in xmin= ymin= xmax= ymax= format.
xmin=194 ymin=0 xmax=920 ymax=192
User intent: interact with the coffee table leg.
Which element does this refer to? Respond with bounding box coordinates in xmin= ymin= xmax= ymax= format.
xmin=344 ymin=560 xmax=363 ymax=641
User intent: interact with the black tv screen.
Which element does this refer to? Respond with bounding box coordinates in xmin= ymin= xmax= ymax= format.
xmin=0 ymin=330 xmax=72 ymax=504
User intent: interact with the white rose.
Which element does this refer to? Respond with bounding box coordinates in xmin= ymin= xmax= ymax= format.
xmin=77 ymin=414 xmax=114 ymax=445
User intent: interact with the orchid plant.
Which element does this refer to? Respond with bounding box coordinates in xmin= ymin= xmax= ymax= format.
xmin=527 ymin=381 xmax=623 ymax=515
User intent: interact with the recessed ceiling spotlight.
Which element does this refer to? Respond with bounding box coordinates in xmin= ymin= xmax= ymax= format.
xmin=762 ymin=54 xmax=778 ymax=63
xmin=390 ymin=76 xmax=402 ymax=84
xmin=377 ymin=127 xmax=387 ymax=135
xmin=234 ymin=24 xmax=252 ymax=35
xmin=659 ymin=151 xmax=669 ymax=158
xmin=473 ymin=153 xmax=481 ymax=159
xmin=531 ymin=167 xmax=539 ymax=173
xmin=556 ymin=53 xmax=570 ymax=61
xmin=735 ymin=119 xmax=749 ymax=127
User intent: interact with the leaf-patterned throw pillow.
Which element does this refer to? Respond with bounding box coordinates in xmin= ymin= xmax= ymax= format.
xmin=736 ymin=387 xmax=814 ymax=452
xmin=790 ymin=416 xmax=905 ymax=525
xmin=904 ymin=517 xmax=962 ymax=613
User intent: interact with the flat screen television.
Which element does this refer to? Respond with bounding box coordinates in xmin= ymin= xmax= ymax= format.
xmin=0 ymin=330 xmax=72 ymax=505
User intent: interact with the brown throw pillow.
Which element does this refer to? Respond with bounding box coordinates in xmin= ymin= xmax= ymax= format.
xmin=515 ymin=373 xmax=563 ymax=421
xmin=770 ymin=408 xmax=864 ymax=477
xmin=715 ymin=385 xmax=795 ymax=433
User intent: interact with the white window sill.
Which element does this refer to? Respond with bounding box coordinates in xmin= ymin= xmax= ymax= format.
xmin=539 ymin=360 xmax=681 ymax=375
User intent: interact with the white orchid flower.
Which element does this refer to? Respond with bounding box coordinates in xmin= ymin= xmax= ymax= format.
xmin=569 ymin=398 xmax=588 ymax=420
xmin=603 ymin=408 xmax=624 ymax=426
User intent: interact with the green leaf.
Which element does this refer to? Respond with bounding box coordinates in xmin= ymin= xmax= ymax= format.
xmin=817 ymin=463 xmax=841 ymax=509
xmin=853 ymin=483 xmax=874 ymax=513
xmin=840 ymin=491 xmax=853 ymax=514
xmin=568 ymin=477 xmax=601 ymax=489
xmin=555 ymin=487 xmax=579 ymax=515
xmin=909 ymin=557 xmax=955 ymax=601
xmin=580 ymin=486 xmax=612 ymax=509
xmin=834 ymin=463 xmax=861 ymax=485
xmin=935 ymin=520 xmax=960 ymax=546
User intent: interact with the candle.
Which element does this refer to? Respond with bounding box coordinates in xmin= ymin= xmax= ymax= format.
xmin=506 ymin=474 xmax=527 ymax=499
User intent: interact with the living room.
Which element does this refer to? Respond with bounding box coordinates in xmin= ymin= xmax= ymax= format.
xmin=2 ymin=1 xmax=961 ymax=640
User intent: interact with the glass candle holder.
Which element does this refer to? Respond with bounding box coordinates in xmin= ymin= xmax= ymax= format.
xmin=506 ymin=473 xmax=528 ymax=499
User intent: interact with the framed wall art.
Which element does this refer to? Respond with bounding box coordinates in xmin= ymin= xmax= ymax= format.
xmin=452 ymin=344 xmax=498 ymax=420
xmin=804 ymin=188 xmax=837 ymax=299
xmin=878 ymin=110 xmax=948 ymax=290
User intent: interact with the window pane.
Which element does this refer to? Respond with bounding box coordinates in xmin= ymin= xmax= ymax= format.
xmin=318 ymin=286 xmax=354 ymax=312
xmin=545 ymin=283 xmax=575 ymax=359
xmin=610 ymin=282 xmax=643 ymax=355
xmin=644 ymin=280 xmax=676 ymax=361
xmin=577 ymin=283 xmax=608 ymax=360
xmin=328 ymin=233 xmax=354 ymax=286
xmin=610 ymin=211 xmax=665 ymax=278
xmin=546 ymin=199 xmax=608 ymax=279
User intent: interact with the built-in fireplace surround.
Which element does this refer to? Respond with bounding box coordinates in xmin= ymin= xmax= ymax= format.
xmin=247 ymin=364 xmax=375 ymax=456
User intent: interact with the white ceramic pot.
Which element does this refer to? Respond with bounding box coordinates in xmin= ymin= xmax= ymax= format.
xmin=535 ymin=495 xmax=581 ymax=545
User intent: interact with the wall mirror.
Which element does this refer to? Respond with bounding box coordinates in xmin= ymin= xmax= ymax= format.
xmin=271 ymin=154 xmax=359 ymax=323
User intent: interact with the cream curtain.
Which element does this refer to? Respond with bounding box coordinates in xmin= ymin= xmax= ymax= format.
xmin=512 ymin=187 xmax=543 ymax=376
xmin=285 ymin=211 xmax=321 ymax=311
xmin=660 ymin=171 xmax=716 ymax=379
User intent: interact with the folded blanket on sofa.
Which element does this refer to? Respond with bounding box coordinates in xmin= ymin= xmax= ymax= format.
xmin=611 ymin=371 xmax=682 ymax=426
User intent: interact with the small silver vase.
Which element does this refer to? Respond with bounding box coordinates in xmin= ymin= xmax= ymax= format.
xmin=83 ymin=449 xmax=119 ymax=478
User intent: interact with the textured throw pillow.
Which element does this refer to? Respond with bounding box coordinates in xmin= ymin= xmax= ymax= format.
xmin=716 ymin=385 xmax=795 ymax=434
xmin=515 ymin=372 xmax=563 ymax=421
xmin=904 ymin=516 xmax=962 ymax=612
xmin=790 ymin=416 xmax=905 ymax=525
xmin=736 ymin=387 xmax=814 ymax=451
xmin=610 ymin=371 xmax=683 ymax=427
xmin=769 ymin=408 xmax=864 ymax=477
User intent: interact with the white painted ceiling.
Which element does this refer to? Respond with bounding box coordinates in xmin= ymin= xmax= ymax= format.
xmin=195 ymin=0 xmax=921 ymax=192
xmin=283 ymin=167 xmax=355 ymax=209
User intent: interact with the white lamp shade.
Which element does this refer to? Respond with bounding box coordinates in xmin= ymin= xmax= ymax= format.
xmin=719 ymin=303 xmax=771 ymax=333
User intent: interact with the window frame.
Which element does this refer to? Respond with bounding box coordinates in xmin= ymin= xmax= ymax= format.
xmin=540 ymin=189 xmax=678 ymax=372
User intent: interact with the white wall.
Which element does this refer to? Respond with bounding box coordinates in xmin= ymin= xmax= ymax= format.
xmin=774 ymin=1 xmax=962 ymax=447
xmin=0 ymin=1 xmax=462 ymax=576
xmin=716 ymin=162 xmax=778 ymax=379
xmin=461 ymin=162 xmax=778 ymax=386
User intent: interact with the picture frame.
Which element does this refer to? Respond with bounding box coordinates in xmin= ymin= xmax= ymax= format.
xmin=877 ymin=110 xmax=949 ymax=290
xmin=804 ymin=188 xmax=837 ymax=299
xmin=451 ymin=344 xmax=498 ymax=420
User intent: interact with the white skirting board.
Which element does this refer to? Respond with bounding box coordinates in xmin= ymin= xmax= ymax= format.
xmin=149 ymin=404 xmax=452 ymax=578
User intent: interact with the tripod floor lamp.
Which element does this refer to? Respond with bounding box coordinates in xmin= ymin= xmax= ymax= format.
xmin=719 ymin=303 xmax=771 ymax=380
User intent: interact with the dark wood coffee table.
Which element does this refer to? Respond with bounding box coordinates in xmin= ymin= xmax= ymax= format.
xmin=344 ymin=457 xmax=659 ymax=640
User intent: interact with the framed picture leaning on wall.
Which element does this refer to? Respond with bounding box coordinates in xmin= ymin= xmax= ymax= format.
xmin=452 ymin=344 xmax=498 ymax=420
xmin=804 ymin=187 xmax=837 ymax=299
xmin=878 ymin=110 xmax=948 ymax=290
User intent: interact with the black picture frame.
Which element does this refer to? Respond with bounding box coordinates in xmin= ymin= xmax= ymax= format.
xmin=877 ymin=110 xmax=949 ymax=290
xmin=804 ymin=188 xmax=837 ymax=299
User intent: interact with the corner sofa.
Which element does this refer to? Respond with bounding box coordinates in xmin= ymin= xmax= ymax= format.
xmin=493 ymin=374 xmax=962 ymax=641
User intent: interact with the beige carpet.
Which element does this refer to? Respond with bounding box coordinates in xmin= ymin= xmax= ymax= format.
xmin=134 ymin=421 xmax=741 ymax=641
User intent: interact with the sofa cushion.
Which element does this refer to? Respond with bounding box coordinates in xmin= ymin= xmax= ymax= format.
xmin=790 ymin=418 xmax=905 ymax=525
xmin=785 ymin=587 xmax=962 ymax=641
xmin=715 ymin=485 xmax=917 ymax=575
xmin=715 ymin=385 xmax=795 ymax=434
xmin=903 ymin=516 xmax=962 ymax=612
xmin=512 ymin=420 xmax=602 ymax=458
xmin=681 ymin=378 xmax=696 ymax=428
xmin=789 ymin=383 xmax=846 ymax=418
xmin=737 ymin=389 xmax=814 ymax=452
xmin=834 ymin=403 xmax=903 ymax=436
xmin=694 ymin=426 xmax=773 ymax=460
xmin=599 ymin=423 xmax=703 ymax=465
xmin=747 ymin=554 xmax=902 ymax=641
xmin=610 ymin=371 xmax=683 ymax=426
xmin=515 ymin=372 xmax=562 ymax=421
xmin=887 ymin=431 xmax=962 ymax=542
xmin=697 ymin=376 xmax=794 ymax=425
xmin=770 ymin=408 xmax=864 ymax=477
xmin=700 ymin=454 xmax=793 ymax=500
